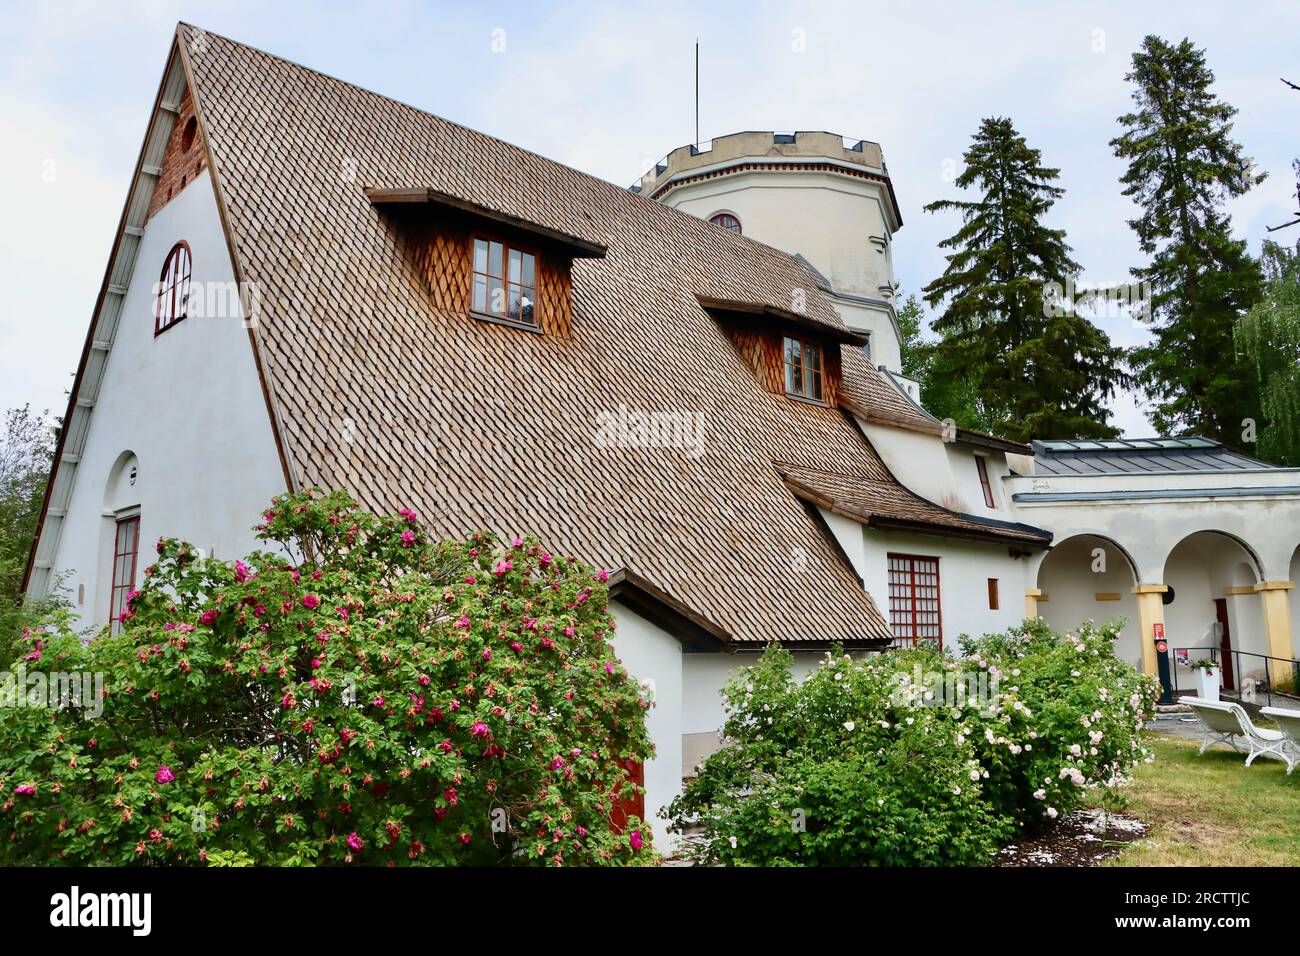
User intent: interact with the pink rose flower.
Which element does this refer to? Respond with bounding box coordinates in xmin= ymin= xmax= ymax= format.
xmin=199 ymin=609 xmax=219 ymax=627
xmin=12 ymin=784 xmax=35 ymax=796
xmin=347 ymin=832 xmax=365 ymax=851
xmin=471 ymin=721 xmax=490 ymax=737
xmin=629 ymin=830 xmax=644 ymax=851
xmin=494 ymin=559 xmax=512 ymax=577
xmin=155 ymin=766 xmax=176 ymax=784
xmin=400 ymin=530 xmax=416 ymax=548
xmin=302 ymin=594 xmax=320 ymax=609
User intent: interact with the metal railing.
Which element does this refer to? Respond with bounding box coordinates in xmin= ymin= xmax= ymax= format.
xmin=1171 ymin=645 xmax=1300 ymax=709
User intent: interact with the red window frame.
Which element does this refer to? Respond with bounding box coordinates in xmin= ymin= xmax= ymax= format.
xmin=975 ymin=455 xmax=996 ymax=509
xmin=886 ymin=553 xmax=942 ymax=649
xmin=709 ymin=212 xmax=742 ymax=234
xmin=155 ymin=241 xmax=192 ymax=335
xmin=783 ymin=336 xmax=825 ymax=402
xmin=470 ymin=235 xmax=538 ymax=327
xmin=109 ymin=515 xmax=140 ymax=634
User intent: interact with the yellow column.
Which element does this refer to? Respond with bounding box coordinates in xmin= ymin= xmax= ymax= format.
xmin=1024 ymin=589 xmax=1043 ymax=619
xmin=1254 ymin=581 xmax=1295 ymax=683
xmin=1132 ymin=584 xmax=1168 ymax=676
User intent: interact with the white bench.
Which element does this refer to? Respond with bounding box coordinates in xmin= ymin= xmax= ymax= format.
xmin=1183 ymin=696 xmax=1294 ymax=770
xmin=1259 ymin=705 xmax=1300 ymax=776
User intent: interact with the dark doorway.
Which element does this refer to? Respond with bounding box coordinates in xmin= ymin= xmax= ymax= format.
xmin=1214 ymin=598 xmax=1234 ymax=691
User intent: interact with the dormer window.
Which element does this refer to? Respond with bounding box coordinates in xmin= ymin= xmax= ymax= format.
xmin=472 ymin=236 xmax=536 ymax=327
xmin=783 ymin=336 xmax=824 ymax=402
xmin=709 ymin=213 xmax=742 ymax=235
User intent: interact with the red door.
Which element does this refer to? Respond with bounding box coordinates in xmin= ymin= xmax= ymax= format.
xmin=1214 ymin=599 xmax=1234 ymax=691
xmin=609 ymin=758 xmax=644 ymax=833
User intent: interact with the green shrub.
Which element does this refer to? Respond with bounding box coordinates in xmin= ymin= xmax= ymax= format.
xmin=0 ymin=489 xmax=655 ymax=866
xmin=668 ymin=619 xmax=1159 ymax=865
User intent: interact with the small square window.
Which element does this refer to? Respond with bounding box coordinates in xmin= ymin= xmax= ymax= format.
xmin=783 ymin=336 xmax=824 ymax=401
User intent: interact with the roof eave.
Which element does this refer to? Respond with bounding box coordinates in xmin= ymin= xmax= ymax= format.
xmin=365 ymin=186 xmax=608 ymax=259
xmin=696 ymin=295 xmax=868 ymax=346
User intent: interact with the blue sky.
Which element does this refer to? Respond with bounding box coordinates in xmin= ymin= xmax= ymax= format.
xmin=1 ymin=0 xmax=1296 ymax=436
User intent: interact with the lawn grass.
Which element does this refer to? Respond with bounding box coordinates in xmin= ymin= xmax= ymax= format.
xmin=1101 ymin=733 xmax=1300 ymax=866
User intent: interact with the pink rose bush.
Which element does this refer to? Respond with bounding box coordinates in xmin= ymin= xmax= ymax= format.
xmin=0 ymin=488 xmax=654 ymax=866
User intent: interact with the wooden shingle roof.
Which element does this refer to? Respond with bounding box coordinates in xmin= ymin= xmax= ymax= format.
xmin=168 ymin=25 xmax=1040 ymax=646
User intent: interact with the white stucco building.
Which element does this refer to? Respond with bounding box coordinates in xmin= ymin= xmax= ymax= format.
xmin=24 ymin=31 xmax=1300 ymax=848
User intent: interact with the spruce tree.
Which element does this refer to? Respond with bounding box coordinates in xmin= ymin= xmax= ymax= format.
xmin=923 ymin=117 xmax=1126 ymax=442
xmin=1111 ymin=35 xmax=1264 ymax=448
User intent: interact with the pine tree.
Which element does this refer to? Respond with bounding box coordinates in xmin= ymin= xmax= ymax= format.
xmin=922 ymin=117 xmax=1126 ymax=442
xmin=1111 ymin=35 xmax=1264 ymax=448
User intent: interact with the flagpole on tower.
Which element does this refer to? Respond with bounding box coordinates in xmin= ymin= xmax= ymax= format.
xmin=694 ymin=39 xmax=699 ymax=148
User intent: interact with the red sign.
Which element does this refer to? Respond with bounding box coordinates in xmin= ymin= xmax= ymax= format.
xmin=1153 ymin=623 xmax=1164 ymax=639
xmin=1155 ymin=639 xmax=1168 ymax=653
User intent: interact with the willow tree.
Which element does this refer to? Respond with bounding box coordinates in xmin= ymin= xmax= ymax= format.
xmin=1236 ymin=241 xmax=1300 ymax=465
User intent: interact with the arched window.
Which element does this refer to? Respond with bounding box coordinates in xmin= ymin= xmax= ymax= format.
xmin=155 ymin=241 xmax=192 ymax=335
xmin=709 ymin=212 xmax=742 ymax=235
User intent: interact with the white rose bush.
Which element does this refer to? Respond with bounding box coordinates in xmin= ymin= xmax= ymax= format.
xmin=666 ymin=619 xmax=1160 ymax=866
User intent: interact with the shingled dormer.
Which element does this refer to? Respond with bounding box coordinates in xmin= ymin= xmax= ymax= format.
xmin=366 ymin=187 xmax=606 ymax=338
xmin=697 ymin=295 xmax=867 ymax=408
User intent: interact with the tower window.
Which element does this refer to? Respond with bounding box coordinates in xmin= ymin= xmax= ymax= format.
xmin=155 ymin=241 xmax=192 ymax=335
xmin=783 ymin=336 xmax=824 ymax=402
xmin=109 ymin=515 xmax=140 ymax=634
xmin=709 ymin=213 xmax=742 ymax=235
xmin=471 ymin=236 xmax=536 ymax=327
xmin=862 ymin=332 xmax=873 ymax=362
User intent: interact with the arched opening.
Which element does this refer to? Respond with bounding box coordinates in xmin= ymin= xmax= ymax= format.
xmin=1035 ymin=534 xmax=1141 ymax=670
xmin=1290 ymin=543 xmax=1300 ymax=662
xmin=180 ymin=116 xmax=198 ymax=153
xmin=1161 ymin=531 xmax=1264 ymax=690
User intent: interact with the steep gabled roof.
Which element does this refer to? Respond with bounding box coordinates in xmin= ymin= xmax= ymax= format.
xmin=30 ymin=23 xmax=1038 ymax=647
